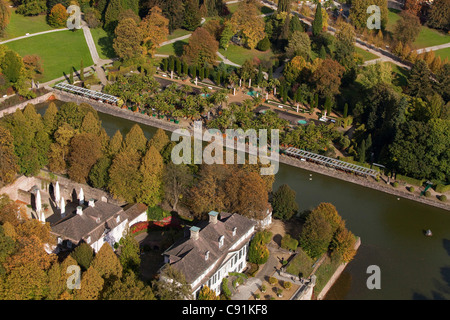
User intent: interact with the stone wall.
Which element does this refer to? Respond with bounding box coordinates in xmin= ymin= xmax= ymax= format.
xmin=0 ymin=92 xmax=54 ymax=118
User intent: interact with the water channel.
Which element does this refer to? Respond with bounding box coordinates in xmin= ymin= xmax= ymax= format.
xmin=36 ymin=102 xmax=450 ymax=300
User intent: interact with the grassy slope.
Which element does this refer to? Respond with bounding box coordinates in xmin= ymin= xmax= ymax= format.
xmin=5 ymin=30 xmax=93 ymax=82
xmin=1 ymin=9 xmax=57 ymax=40
xmin=355 ymin=46 xmax=379 ymax=61
xmin=219 ymin=44 xmax=275 ymax=66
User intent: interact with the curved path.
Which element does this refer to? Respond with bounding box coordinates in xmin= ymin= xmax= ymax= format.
xmin=0 ymin=28 xmax=68 ymax=45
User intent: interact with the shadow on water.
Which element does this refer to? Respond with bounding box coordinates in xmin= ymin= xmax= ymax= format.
xmin=443 ymin=239 xmax=450 ymax=256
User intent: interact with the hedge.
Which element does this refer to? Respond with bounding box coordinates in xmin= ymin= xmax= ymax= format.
xmin=435 ymin=184 xmax=450 ymax=193
xmin=221 ymin=278 xmax=232 ymax=298
xmin=396 ymin=174 xmax=424 ymax=187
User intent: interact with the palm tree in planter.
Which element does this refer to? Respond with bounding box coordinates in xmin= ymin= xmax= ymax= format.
xmin=261 ymin=284 xmax=266 ymax=293
xmin=172 ymin=109 xmax=184 ymax=123
xmin=277 ymin=289 xmax=283 ymax=298
xmin=228 ymin=73 xmax=239 ymax=95
xmin=268 ymin=78 xmax=280 ymax=97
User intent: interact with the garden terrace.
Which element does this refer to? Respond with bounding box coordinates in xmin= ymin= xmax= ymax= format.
xmin=283 ymin=147 xmax=379 ymax=178
xmin=54 ymin=83 xmax=119 ymax=105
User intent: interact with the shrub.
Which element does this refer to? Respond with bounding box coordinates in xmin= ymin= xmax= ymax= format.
xmin=283 ymin=281 xmax=292 ymax=290
xmin=255 ymin=293 xmax=260 ymax=299
xmin=439 ymin=195 xmax=447 ymax=202
xmin=261 ymin=284 xmax=266 ymax=292
xmin=246 ymin=263 xmax=259 ymax=277
xmin=408 ymin=186 xmax=415 ymax=192
xmin=281 ymin=234 xmax=298 ymax=251
xmin=392 ymin=182 xmax=399 ymax=188
xmin=396 ymin=174 xmax=424 ymax=187
xmin=435 ymin=184 xmax=450 ymax=193
xmin=221 ymin=278 xmax=232 ymax=298
xmin=257 ymin=36 xmax=271 ymax=51
xmin=425 ymin=190 xmax=432 ymax=197
xmin=147 ymin=206 xmax=171 ymax=221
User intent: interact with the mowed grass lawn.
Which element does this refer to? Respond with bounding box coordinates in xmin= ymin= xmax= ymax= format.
xmin=1 ymin=9 xmax=58 ymax=40
xmin=434 ymin=47 xmax=450 ymax=61
xmin=5 ymin=30 xmax=93 ymax=82
xmin=90 ymin=27 xmax=116 ymax=60
xmin=355 ymin=46 xmax=379 ymax=61
xmin=156 ymin=39 xmax=189 ymax=57
xmin=219 ymin=44 xmax=275 ymax=66
xmin=386 ymin=8 xmax=450 ymax=49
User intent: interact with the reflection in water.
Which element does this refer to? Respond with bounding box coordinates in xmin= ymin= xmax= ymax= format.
xmin=34 ymin=101 xmax=450 ymax=300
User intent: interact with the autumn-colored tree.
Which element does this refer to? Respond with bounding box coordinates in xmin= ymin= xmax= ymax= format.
xmin=0 ymin=195 xmax=26 ymax=227
xmin=147 ymin=128 xmax=169 ymax=153
xmin=183 ymin=27 xmax=219 ymax=66
xmin=331 ymin=223 xmax=357 ymax=263
xmin=91 ymin=243 xmax=123 ymax=281
xmin=101 ymin=271 xmax=155 ymax=300
xmin=198 ymin=285 xmax=219 ymax=300
xmin=393 ymin=11 xmax=421 ymax=46
xmin=188 ymin=164 xmax=229 ymax=219
xmin=67 ymin=133 xmax=102 ymax=183
xmin=48 ymin=3 xmax=69 ymax=28
xmin=1 ymin=262 xmax=49 ymax=299
xmin=140 ymin=6 xmax=169 ymax=56
xmin=124 ymin=124 xmax=147 ymax=154
xmin=108 ymin=148 xmax=142 ymax=203
xmin=224 ymin=170 xmax=269 ymax=220
xmin=80 ymin=111 xmax=101 ymax=135
xmin=312 ymin=58 xmax=345 ymax=99
xmin=0 ymin=0 xmax=10 ymax=36
xmin=0 ymin=126 xmax=19 ymax=185
xmin=229 ymin=1 xmax=265 ymax=49
xmin=108 ymin=130 xmax=124 ymax=157
xmin=248 ymin=231 xmax=270 ymax=264
xmin=75 ymin=266 xmax=104 ymax=300
xmin=113 ymin=18 xmax=143 ymax=61
xmin=137 ymin=145 xmax=164 ymax=206
xmin=427 ymin=0 xmax=450 ymax=31
xmin=283 ymin=55 xmax=307 ymax=83
xmin=22 ymin=54 xmax=43 ymax=80
xmin=163 ymin=162 xmax=192 ymax=211
xmin=47 ymin=255 xmax=79 ymax=300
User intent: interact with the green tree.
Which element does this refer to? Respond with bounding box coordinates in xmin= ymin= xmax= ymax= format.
xmin=393 ymin=12 xmax=421 ymax=45
xmin=71 ymin=243 xmax=94 ymax=271
xmin=407 ymin=59 xmax=434 ymax=100
xmin=118 ymin=233 xmax=140 ymax=275
xmin=0 ymin=126 xmax=19 ymax=185
xmin=272 ymin=184 xmax=299 ymax=221
xmin=16 ymin=0 xmax=46 ymax=16
xmin=312 ymin=2 xmax=323 ymax=37
xmin=153 ymin=264 xmax=192 ymax=300
xmin=0 ymin=0 xmax=10 ymax=36
xmin=248 ymin=231 xmax=270 ymax=264
xmin=300 ymin=207 xmax=334 ymax=259
xmin=1 ymin=50 xmax=23 ymax=84
xmin=101 ymin=271 xmax=155 ymax=300
xmin=89 ymin=156 xmax=112 ymax=189
xmin=124 ymin=124 xmax=147 ymax=154
xmin=183 ymin=0 xmax=201 ymax=31
xmin=427 ymin=0 xmax=450 ymax=31
xmin=285 ymin=31 xmax=311 ymax=59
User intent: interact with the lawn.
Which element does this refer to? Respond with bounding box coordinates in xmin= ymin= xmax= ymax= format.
xmin=5 ymin=30 xmax=93 ymax=82
xmin=285 ymin=248 xmax=314 ymax=278
xmin=386 ymin=8 xmax=450 ymax=49
xmin=1 ymin=9 xmax=58 ymax=40
xmin=355 ymin=46 xmax=379 ymax=62
xmin=219 ymin=44 xmax=275 ymax=66
xmin=434 ymin=47 xmax=450 ymax=61
xmin=167 ymin=28 xmax=192 ymax=41
xmin=156 ymin=39 xmax=189 ymax=57
xmin=90 ymin=27 xmax=116 ymax=60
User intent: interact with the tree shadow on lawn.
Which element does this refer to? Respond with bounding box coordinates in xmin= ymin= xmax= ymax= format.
xmin=98 ymin=34 xmax=117 ymax=59
xmin=173 ymin=40 xmax=187 ymax=57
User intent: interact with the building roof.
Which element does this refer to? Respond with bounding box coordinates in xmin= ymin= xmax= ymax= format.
xmin=163 ymin=212 xmax=255 ymax=285
xmin=123 ymin=203 xmax=148 ymax=222
xmin=50 ymin=200 xmax=127 ymax=244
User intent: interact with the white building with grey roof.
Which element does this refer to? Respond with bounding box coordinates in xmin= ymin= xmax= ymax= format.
xmin=162 ymin=211 xmax=256 ymax=298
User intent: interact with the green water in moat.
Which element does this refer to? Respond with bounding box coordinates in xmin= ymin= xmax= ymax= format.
xmin=35 ymin=102 xmax=450 ymax=300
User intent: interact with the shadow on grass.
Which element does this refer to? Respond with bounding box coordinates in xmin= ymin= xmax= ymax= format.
xmin=173 ymin=40 xmax=187 ymax=57
xmin=97 ymin=33 xmax=117 ymax=59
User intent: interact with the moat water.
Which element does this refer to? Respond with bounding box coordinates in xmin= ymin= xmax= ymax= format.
xmin=35 ymin=102 xmax=450 ymax=300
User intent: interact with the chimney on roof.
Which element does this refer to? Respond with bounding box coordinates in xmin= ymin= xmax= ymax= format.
xmin=190 ymin=226 xmax=200 ymax=240
xmin=76 ymin=206 xmax=83 ymax=215
xmin=88 ymin=199 xmax=95 ymax=208
xmin=208 ymin=211 xmax=219 ymax=225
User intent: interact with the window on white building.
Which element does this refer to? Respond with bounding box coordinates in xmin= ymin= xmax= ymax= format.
xmin=219 ymin=235 xmax=224 ymax=248
xmin=116 ymin=215 xmax=120 ymax=223
xmin=205 ymin=250 xmax=210 ymax=261
xmin=232 ymin=227 xmax=237 ymax=236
